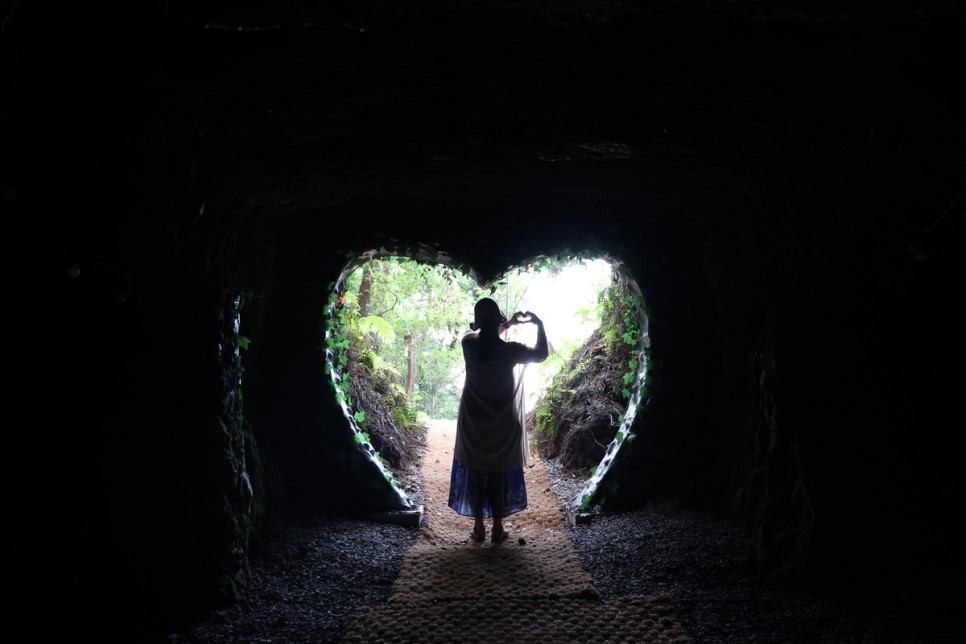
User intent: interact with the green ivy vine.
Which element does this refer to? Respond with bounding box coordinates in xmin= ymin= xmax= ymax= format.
xmin=325 ymin=284 xmax=400 ymax=491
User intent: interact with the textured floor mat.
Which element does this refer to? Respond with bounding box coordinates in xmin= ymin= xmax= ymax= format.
xmin=342 ymin=420 xmax=691 ymax=642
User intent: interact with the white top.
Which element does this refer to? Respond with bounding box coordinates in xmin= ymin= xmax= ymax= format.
xmin=453 ymin=332 xmax=543 ymax=471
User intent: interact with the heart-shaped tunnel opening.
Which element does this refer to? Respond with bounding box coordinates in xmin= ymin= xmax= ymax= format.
xmin=248 ymin=195 xmax=718 ymax=525
xmin=323 ymin=253 xmax=650 ymax=518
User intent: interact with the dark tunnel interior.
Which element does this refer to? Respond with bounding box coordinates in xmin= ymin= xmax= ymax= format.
xmin=7 ymin=0 xmax=965 ymax=638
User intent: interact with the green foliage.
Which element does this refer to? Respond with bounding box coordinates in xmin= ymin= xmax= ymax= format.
xmin=338 ymin=254 xmax=616 ymax=422
xmin=596 ymin=276 xmax=647 ymax=403
xmin=344 ymin=257 xmax=476 ymax=418
xmin=380 ymin=387 xmax=426 ymax=442
xmin=535 ymin=404 xmax=557 ymax=442
xmin=329 ymin=286 xmax=390 ymax=394
xmin=356 ymin=315 xmax=396 ymax=345
xmin=388 ymin=396 xmax=419 ymax=428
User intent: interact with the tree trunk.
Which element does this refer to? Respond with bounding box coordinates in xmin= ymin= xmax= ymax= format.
xmin=358 ymin=259 xmax=373 ymax=316
xmin=405 ymin=339 xmax=417 ymax=397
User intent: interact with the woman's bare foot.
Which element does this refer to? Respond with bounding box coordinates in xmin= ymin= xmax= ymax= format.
xmin=471 ymin=519 xmax=486 ymax=542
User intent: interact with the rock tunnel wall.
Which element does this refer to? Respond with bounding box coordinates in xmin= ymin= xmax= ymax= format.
xmin=9 ymin=0 xmax=963 ymax=631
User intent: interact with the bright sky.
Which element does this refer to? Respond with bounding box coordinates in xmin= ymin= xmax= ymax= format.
xmin=497 ymin=258 xmax=613 ymax=411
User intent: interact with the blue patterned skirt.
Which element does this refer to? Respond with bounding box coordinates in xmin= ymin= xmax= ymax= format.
xmin=447 ymin=458 xmax=528 ymax=519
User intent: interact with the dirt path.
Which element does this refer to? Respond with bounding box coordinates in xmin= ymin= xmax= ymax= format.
xmin=342 ymin=419 xmax=690 ymax=642
xmin=408 ymin=418 xmax=582 ymax=549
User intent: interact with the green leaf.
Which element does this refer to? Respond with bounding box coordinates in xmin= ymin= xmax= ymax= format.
xmin=357 ymin=315 xmax=397 ymax=345
xmin=237 ymin=336 xmax=251 ymax=350
xmin=354 ymin=410 xmax=366 ymax=423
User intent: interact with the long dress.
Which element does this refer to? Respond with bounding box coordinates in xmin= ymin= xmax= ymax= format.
xmin=447 ymin=332 xmax=541 ymax=519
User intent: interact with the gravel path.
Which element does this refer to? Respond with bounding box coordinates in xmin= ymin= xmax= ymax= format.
xmin=164 ymin=424 xmax=960 ymax=643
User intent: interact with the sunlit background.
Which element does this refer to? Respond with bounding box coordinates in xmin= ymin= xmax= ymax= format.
xmin=343 ymin=256 xmax=615 ymax=419
xmin=489 ymin=259 xmax=613 ymax=412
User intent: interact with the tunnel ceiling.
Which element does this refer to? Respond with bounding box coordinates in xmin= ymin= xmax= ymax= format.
xmin=9 ymin=0 xmax=961 ymax=280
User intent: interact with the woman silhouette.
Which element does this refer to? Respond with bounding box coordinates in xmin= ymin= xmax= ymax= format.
xmin=448 ymin=297 xmax=549 ymax=542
